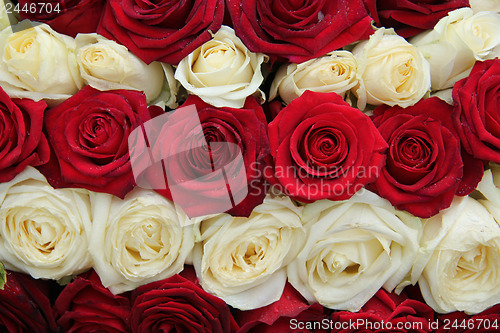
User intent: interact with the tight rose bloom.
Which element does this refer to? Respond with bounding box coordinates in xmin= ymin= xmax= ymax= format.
xmin=363 ymin=0 xmax=470 ymax=38
xmin=175 ymin=26 xmax=267 ymax=108
xmin=353 ymin=28 xmax=431 ymax=110
xmin=266 ymin=90 xmax=387 ymax=202
xmin=18 ymin=0 xmax=105 ymax=37
xmin=192 ymin=195 xmax=305 ymax=310
xmin=227 ymin=0 xmax=374 ymax=63
xmin=0 ymin=21 xmax=83 ymax=105
xmin=131 ymin=267 xmax=239 ymax=333
xmin=412 ymin=196 xmax=500 ymax=314
xmin=98 ymin=0 xmax=224 ymax=65
xmin=0 ymin=86 xmax=49 ymax=183
xmin=134 ymin=95 xmax=269 ymax=218
xmin=270 ymin=50 xmax=359 ymax=105
xmin=371 ymin=97 xmax=469 ymax=218
xmin=0 ymin=167 xmax=92 ymax=280
xmin=287 ymin=190 xmax=421 ymax=312
xmin=0 ymin=271 xmax=57 ymax=333
xmin=42 ymin=86 xmax=161 ymax=198
xmin=54 ymin=270 xmax=131 ymax=333
xmin=89 ymin=189 xmax=195 ymax=294
xmin=453 ymin=59 xmax=500 ymax=164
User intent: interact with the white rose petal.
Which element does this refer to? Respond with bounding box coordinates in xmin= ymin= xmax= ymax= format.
xmin=0 ymin=167 xmax=92 ymax=280
xmin=75 ymin=33 xmax=177 ymax=107
xmin=192 ymin=195 xmax=305 ymax=310
xmin=270 ymin=50 xmax=358 ymax=105
xmin=287 ymin=190 xmax=421 ymax=312
xmin=89 ymin=188 xmax=195 ymax=294
xmin=0 ymin=0 xmax=18 ymax=31
xmin=413 ymin=195 xmax=500 ymax=314
xmin=353 ymin=28 xmax=431 ymax=110
xmin=175 ymin=25 xmax=267 ymax=108
xmin=0 ymin=20 xmax=83 ymax=104
xmin=470 ymin=0 xmax=500 ymax=13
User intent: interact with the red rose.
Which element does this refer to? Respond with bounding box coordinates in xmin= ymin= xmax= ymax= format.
xmin=0 ymin=87 xmax=49 ymax=183
xmin=130 ymin=266 xmax=239 ymax=333
xmin=235 ymin=283 xmax=327 ymax=333
xmin=135 ymin=95 xmax=270 ymax=217
xmin=54 ymin=270 xmax=131 ymax=333
xmin=453 ymin=59 xmax=500 ymax=165
xmin=0 ymin=271 xmax=57 ymax=333
xmin=227 ymin=0 xmax=374 ymax=63
xmin=97 ymin=0 xmax=224 ymax=65
xmin=363 ymin=0 xmax=470 ymax=38
xmin=41 ymin=86 xmax=159 ymax=198
xmin=266 ymin=91 xmax=387 ymax=202
xmin=18 ymin=0 xmax=105 ymax=37
xmin=331 ymin=289 xmax=434 ymax=332
xmin=371 ymin=97 xmax=474 ymax=218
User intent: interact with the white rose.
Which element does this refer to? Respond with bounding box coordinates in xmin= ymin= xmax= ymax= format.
xmin=412 ymin=8 xmax=500 ymax=90
xmin=192 ymin=195 xmax=305 ymax=310
xmin=472 ymin=164 xmax=500 ymax=221
xmin=270 ymin=51 xmax=358 ymax=105
xmin=0 ymin=20 xmax=83 ymax=104
xmin=89 ymin=188 xmax=195 ymax=294
xmin=175 ymin=25 xmax=267 ymax=108
xmin=412 ymin=195 xmax=500 ymax=314
xmin=287 ymin=190 xmax=421 ymax=312
xmin=75 ymin=33 xmax=178 ymax=107
xmin=0 ymin=167 xmax=92 ymax=280
xmin=0 ymin=0 xmax=18 ymax=31
xmin=353 ymin=28 xmax=431 ymax=110
xmin=470 ymin=0 xmax=500 ymax=14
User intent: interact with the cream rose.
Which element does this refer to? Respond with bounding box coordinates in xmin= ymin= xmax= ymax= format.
xmin=470 ymin=0 xmax=500 ymax=13
xmin=175 ymin=25 xmax=267 ymax=108
xmin=270 ymin=51 xmax=358 ymax=105
xmin=75 ymin=33 xmax=178 ymax=107
xmin=192 ymin=195 xmax=305 ymax=310
xmin=412 ymin=195 xmax=500 ymax=314
xmin=0 ymin=0 xmax=18 ymax=30
xmin=0 ymin=167 xmax=92 ymax=280
xmin=412 ymin=8 xmax=500 ymax=90
xmin=89 ymin=189 xmax=195 ymax=294
xmin=287 ymin=190 xmax=421 ymax=312
xmin=0 ymin=20 xmax=83 ymax=104
xmin=353 ymin=28 xmax=431 ymax=110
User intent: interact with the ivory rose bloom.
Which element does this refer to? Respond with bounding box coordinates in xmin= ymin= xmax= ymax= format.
xmin=470 ymin=0 xmax=500 ymax=13
xmin=175 ymin=25 xmax=267 ymax=108
xmin=269 ymin=51 xmax=358 ymax=105
xmin=412 ymin=8 xmax=500 ymax=90
xmin=0 ymin=167 xmax=92 ymax=280
xmin=353 ymin=28 xmax=431 ymax=110
xmin=412 ymin=195 xmax=500 ymax=314
xmin=192 ymin=195 xmax=305 ymax=310
xmin=89 ymin=189 xmax=195 ymax=294
xmin=75 ymin=33 xmax=178 ymax=107
xmin=287 ymin=190 xmax=421 ymax=312
xmin=0 ymin=20 xmax=83 ymax=104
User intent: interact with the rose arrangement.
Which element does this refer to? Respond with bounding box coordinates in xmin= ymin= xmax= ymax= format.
xmin=1 ymin=0 xmax=500 ymax=332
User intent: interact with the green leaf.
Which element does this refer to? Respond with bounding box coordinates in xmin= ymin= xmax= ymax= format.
xmin=0 ymin=261 xmax=6 ymax=290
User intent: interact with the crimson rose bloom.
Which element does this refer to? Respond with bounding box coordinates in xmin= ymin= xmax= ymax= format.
xmin=42 ymin=86 xmax=160 ymax=198
xmin=266 ymin=91 xmax=387 ymax=202
xmin=97 ymin=0 xmax=224 ymax=65
xmin=453 ymin=59 xmax=500 ymax=165
xmin=227 ymin=0 xmax=374 ymax=63
xmin=130 ymin=267 xmax=238 ymax=333
xmin=18 ymin=0 xmax=105 ymax=37
xmin=331 ymin=289 xmax=434 ymax=333
xmin=0 ymin=87 xmax=49 ymax=183
xmin=363 ymin=0 xmax=470 ymax=37
xmin=371 ymin=97 xmax=468 ymax=218
xmin=54 ymin=270 xmax=131 ymax=333
xmin=0 ymin=271 xmax=57 ymax=333
xmin=140 ymin=95 xmax=269 ymax=217
xmin=235 ymin=283 xmax=327 ymax=333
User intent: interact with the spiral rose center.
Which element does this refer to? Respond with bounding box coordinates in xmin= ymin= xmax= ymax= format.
xmin=302 ymin=127 xmax=347 ymax=171
xmin=80 ymin=115 xmax=112 ymax=148
xmin=398 ymin=135 xmax=431 ymax=167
